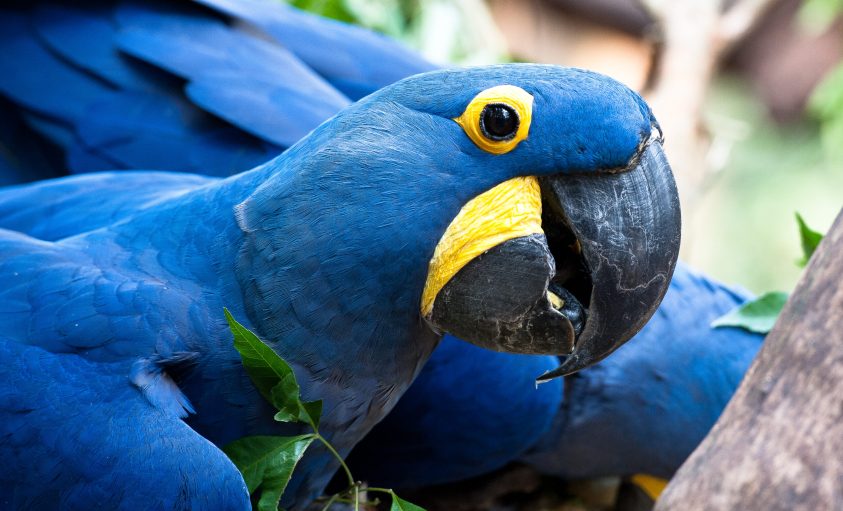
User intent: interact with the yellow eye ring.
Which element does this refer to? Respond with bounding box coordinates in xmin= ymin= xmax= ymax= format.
xmin=454 ymin=85 xmax=533 ymax=155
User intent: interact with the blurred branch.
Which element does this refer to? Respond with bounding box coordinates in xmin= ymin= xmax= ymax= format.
xmin=719 ymin=0 xmax=779 ymax=51
xmin=637 ymin=0 xmax=776 ymax=206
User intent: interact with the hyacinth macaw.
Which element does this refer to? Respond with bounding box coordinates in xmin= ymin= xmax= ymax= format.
xmin=0 ymin=2 xmax=682 ymax=510
xmin=348 ymin=264 xmax=764 ymax=501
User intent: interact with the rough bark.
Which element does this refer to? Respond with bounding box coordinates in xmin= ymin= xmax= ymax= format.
xmin=656 ymin=207 xmax=843 ymax=510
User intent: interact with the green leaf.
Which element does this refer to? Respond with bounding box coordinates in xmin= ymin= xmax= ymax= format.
xmin=390 ymin=493 xmax=427 ymax=511
xmin=257 ymin=486 xmax=285 ymax=511
xmin=268 ymin=373 xmax=306 ymax=425
xmin=269 ymin=385 xmax=322 ymax=429
xmin=301 ymin=400 xmax=323 ymax=429
xmin=291 ymin=0 xmax=356 ymax=24
xmin=711 ymin=291 xmax=789 ymax=334
xmin=795 ymin=213 xmax=825 ymax=267
xmin=225 ymin=309 xmax=297 ymax=402
xmin=225 ymin=309 xmax=324 ymax=430
xmin=223 ymin=434 xmax=315 ymax=508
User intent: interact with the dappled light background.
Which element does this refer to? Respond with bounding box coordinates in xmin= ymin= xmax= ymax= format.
xmin=292 ymin=0 xmax=843 ymax=294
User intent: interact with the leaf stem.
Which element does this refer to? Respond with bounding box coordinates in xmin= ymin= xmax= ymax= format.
xmin=314 ymin=433 xmax=355 ymax=487
xmin=362 ymin=487 xmax=393 ymax=494
xmin=320 ymin=492 xmax=341 ymax=511
xmin=353 ymin=484 xmax=360 ymax=511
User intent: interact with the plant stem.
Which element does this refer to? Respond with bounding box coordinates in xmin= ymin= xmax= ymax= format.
xmin=353 ymin=484 xmax=360 ymax=511
xmin=314 ymin=433 xmax=354 ymax=487
xmin=320 ymin=493 xmax=340 ymax=511
xmin=364 ymin=487 xmax=394 ymax=495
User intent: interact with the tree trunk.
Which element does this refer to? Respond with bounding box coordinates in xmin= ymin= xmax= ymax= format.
xmin=655 ymin=206 xmax=843 ymax=510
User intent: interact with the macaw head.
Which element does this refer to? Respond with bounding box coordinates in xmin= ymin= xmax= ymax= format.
xmin=240 ymin=64 xmax=679 ymax=379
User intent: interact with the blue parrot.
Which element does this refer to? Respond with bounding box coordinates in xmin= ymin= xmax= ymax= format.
xmin=347 ymin=264 xmax=764 ymax=500
xmin=0 ymin=3 xmax=683 ymax=507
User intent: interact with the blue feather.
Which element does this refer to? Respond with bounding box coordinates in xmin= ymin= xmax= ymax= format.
xmin=0 ymin=338 xmax=249 ymax=510
xmin=196 ymin=0 xmax=437 ymax=99
xmin=115 ymin=0 xmax=350 ymax=146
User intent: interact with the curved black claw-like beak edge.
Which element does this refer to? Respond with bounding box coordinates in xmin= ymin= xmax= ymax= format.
xmin=429 ymin=139 xmax=680 ymax=380
xmin=537 ymin=140 xmax=680 ymax=380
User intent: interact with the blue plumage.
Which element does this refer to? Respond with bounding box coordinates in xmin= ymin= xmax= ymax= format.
xmin=0 ymin=1 xmax=430 ymax=180
xmin=0 ymin=337 xmax=249 ymax=510
xmin=0 ymin=2 xmax=723 ymax=508
xmin=0 ymin=60 xmax=662 ymax=509
xmin=194 ymin=0 xmax=437 ymax=99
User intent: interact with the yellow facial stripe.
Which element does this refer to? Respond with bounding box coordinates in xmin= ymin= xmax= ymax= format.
xmin=630 ymin=474 xmax=669 ymax=501
xmin=421 ymin=176 xmax=543 ymax=317
xmin=454 ymin=85 xmax=533 ymax=155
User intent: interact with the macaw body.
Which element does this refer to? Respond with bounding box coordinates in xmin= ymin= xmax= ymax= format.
xmin=0 ymin=60 xmax=681 ymax=510
xmin=0 ymin=3 xmax=686 ymax=509
xmin=349 ymin=263 xmax=764 ymax=489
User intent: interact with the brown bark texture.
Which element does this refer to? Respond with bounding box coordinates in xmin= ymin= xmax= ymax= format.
xmin=655 ymin=207 xmax=843 ymax=510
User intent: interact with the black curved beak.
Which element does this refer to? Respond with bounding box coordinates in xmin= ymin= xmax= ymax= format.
xmin=428 ymin=139 xmax=680 ymax=379
xmin=537 ymin=139 xmax=680 ymax=380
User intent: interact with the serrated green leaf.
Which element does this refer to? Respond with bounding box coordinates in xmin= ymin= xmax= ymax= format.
xmin=224 ymin=308 xmax=293 ymax=400
xmin=225 ymin=309 xmax=324 ymax=432
xmin=712 ymin=291 xmax=789 ymax=334
xmin=257 ymin=486 xmax=285 ymax=511
xmin=390 ymin=493 xmax=427 ymax=511
xmin=301 ymin=400 xmax=323 ymax=429
xmin=796 ymin=213 xmax=825 ymax=267
xmin=273 ymin=409 xmax=300 ymax=423
xmin=268 ymin=384 xmax=323 ymax=429
xmin=225 ymin=309 xmax=305 ymax=418
xmin=268 ymin=374 xmax=305 ymax=424
xmin=223 ymin=434 xmax=314 ymax=503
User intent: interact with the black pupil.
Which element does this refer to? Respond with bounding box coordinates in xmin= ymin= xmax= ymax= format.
xmin=480 ymin=104 xmax=519 ymax=141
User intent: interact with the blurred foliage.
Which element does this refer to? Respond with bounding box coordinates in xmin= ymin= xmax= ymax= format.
xmin=800 ymin=0 xmax=843 ymax=159
xmin=288 ymin=0 xmax=411 ymax=38
xmin=686 ymin=77 xmax=842 ymax=294
xmin=283 ymin=0 xmax=508 ymax=64
xmin=711 ymin=214 xmax=825 ymax=334
xmin=808 ymin=64 xmax=843 ymax=160
xmin=798 ymin=0 xmax=843 ymax=33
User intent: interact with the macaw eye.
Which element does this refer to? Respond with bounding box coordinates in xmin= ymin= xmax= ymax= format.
xmin=454 ymin=85 xmax=533 ymax=155
xmin=480 ymin=104 xmax=519 ymax=141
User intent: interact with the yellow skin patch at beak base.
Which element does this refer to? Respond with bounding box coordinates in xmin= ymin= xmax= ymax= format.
xmin=630 ymin=474 xmax=669 ymax=501
xmin=454 ymin=85 xmax=533 ymax=155
xmin=421 ymin=176 xmax=544 ymax=317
